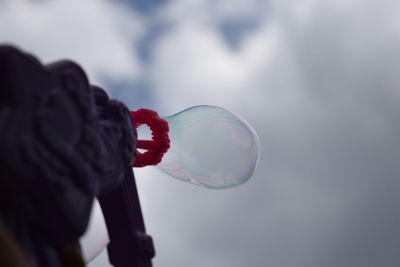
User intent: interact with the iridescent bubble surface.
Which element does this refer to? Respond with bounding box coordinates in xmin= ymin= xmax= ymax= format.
xmin=157 ymin=105 xmax=260 ymax=189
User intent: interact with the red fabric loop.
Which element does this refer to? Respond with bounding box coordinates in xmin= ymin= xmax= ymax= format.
xmin=130 ymin=109 xmax=170 ymax=167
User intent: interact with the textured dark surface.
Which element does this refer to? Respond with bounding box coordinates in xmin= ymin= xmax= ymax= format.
xmin=0 ymin=45 xmax=154 ymax=266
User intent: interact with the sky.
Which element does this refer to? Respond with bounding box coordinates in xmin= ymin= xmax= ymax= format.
xmin=1 ymin=0 xmax=400 ymax=266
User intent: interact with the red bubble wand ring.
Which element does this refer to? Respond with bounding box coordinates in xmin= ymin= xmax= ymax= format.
xmin=130 ymin=109 xmax=170 ymax=167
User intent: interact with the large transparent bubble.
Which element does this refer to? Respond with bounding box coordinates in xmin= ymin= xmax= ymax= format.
xmin=157 ymin=105 xmax=260 ymax=189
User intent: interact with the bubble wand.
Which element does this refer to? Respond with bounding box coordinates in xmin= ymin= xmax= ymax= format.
xmin=130 ymin=105 xmax=260 ymax=189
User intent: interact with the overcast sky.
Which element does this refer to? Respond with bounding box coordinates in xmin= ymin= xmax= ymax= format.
xmin=2 ymin=0 xmax=400 ymax=266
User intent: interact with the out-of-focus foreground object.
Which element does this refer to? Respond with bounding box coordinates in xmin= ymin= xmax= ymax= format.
xmin=0 ymin=45 xmax=154 ymax=267
xmin=0 ymin=219 xmax=32 ymax=267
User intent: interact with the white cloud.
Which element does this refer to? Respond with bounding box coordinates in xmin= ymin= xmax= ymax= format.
xmin=149 ymin=2 xmax=277 ymax=113
xmin=0 ymin=0 xmax=145 ymax=85
xmin=141 ymin=1 xmax=400 ymax=267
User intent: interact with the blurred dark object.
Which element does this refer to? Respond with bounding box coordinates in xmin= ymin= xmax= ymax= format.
xmin=57 ymin=241 xmax=86 ymax=267
xmin=0 ymin=219 xmax=32 ymax=267
xmin=0 ymin=45 xmax=155 ymax=266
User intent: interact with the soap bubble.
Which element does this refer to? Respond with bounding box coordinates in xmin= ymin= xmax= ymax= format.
xmin=157 ymin=105 xmax=260 ymax=189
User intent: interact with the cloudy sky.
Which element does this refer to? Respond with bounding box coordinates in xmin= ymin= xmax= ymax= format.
xmin=2 ymin=0 xmax=400 ymax=266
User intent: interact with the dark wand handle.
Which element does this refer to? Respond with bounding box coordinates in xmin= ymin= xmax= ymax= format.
xmin=98 ymin=167 xmax=155 ymax=267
